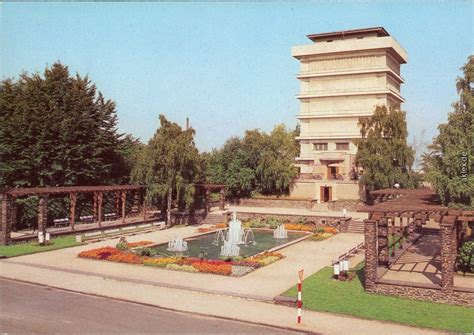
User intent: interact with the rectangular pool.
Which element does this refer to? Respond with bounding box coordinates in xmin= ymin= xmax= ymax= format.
xmin=151 ymin=229 xmax=308 ymax=259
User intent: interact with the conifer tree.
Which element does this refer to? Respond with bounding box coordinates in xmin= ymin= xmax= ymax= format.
xmin=0 ymin=62 xmax=130 ymax=187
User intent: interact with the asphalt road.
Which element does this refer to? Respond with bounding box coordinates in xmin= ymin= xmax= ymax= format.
xmin=0 ymin=278 xmax=306 ymax=334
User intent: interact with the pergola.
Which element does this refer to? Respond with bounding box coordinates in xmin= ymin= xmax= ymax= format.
xmin=0 ymin=185 xmax=147 ymax=245
xmin=194 ymin=184 xmax=226 ymax=212
xmin=359 ymin=188 xmax=474 ymax=293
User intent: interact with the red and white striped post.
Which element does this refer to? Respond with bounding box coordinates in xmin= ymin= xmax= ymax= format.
xmin=297 ymin=269 xmax=304 ymax=324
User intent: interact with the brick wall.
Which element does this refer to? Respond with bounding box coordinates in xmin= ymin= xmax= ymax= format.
xmin=374 ymin=279 xmax=474 ymax=307
xmin=328 ymin=200 xmax=364 ymax=211
xmin=233 ymin=212 xmax=350 ymax=229
xmin=234 ymin=198 xmax=314 ymax=209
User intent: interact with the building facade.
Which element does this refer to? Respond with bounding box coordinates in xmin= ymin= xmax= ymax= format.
xmin=290 ymin=27 xmax=408 ymax=202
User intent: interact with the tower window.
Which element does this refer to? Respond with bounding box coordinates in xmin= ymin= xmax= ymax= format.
xmin=336 ymin=142 xmax=349 ymax=151
xmin=313 ymin=143 xmax=328 ymax=151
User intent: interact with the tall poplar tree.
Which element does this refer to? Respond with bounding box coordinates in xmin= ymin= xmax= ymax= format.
xmin=422 ymin=56 xmax=474 ymax=207
xmin=354 ymin=105 xmax=417 ymax=193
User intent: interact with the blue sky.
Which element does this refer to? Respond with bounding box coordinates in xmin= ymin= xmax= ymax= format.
xmin=2 ymin=2 xmax=473 ymax=153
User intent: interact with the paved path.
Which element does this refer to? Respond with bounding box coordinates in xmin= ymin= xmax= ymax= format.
xmin=229 ymin=206 xmax=369 ymax=220
xmin=0 ymin=278 xmax=301 ymax=334
xmin=383 ymin=234 xmax=473 ymax=288
xmin=0 ymin=225 xmax=444 ymax=334
xmin=2 ymin=226 xmax=364 ymax=299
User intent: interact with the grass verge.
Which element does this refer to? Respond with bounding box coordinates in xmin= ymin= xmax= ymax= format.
xmin=0 ymin=236 xmax=83 ymax=258
xmin=284 ymin=262 xmax=473 ymax=333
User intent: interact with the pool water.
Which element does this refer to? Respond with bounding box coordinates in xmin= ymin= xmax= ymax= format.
xmin=151 ymin=230 xmax=307 ymax=259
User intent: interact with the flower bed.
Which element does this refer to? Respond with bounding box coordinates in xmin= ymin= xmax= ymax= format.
xmin=284 ymin=224 xmax=314 ymax=232
xmin=78 ymin=246 xmax=121 ymax=260
xmin=196 ymin=223 xmax=227 ymax=233
xmin=78 ymin=243 xmax=285 ymax=276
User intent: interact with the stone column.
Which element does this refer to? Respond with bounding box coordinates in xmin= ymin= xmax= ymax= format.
xmin=389 ymin=218 xmax=396 ymax=256
xmin=414 ymin=215 xmax=422 ymax=236
xmin=440 ymin=220 xmax=456 ymax=292
xmin=408 ymin=216 xmax=418 ymax=242
xmin=377 ymin=218 xmax=389 ymax=266
xmin=114 ymin=191 xmax=120 ymax=215
xmin=38 ymin=195 xmax=48 ymax=235
xmin=364 ymin=219 xmax=378 ymax=291
xmin=121 ymin=191 xmax=127 ymax=223
xmin=219 ymin=188 xmax=225 ymax=210
xmin=70 ymin=193 xmax=77 ymax=231
xmin=205 ymin=189 xmax=211 ymax=213
xmin=93 ymin=192 xmax=98 ymax=221
xmin=399 ymin=216 xmax=404 ymax=239
xmin=97 ymin=192 xmax=103 ymax=228
xmin=0 ymin=193 xmax=12 ymax=245
xmin=141 ymin=188 xmax=147 ymax=220
xmin=10 ymin=197 xmax=17 ymax=232
xmin=132 ymin=191 xmax=140 ymax=214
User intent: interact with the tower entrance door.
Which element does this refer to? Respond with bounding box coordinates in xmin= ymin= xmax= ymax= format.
xmin=320 ymin=186 xmax=332 ymax=202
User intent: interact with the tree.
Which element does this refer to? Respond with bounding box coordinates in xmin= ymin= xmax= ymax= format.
xmin=0 ymin=62 xmax=130 ymax=187
xmin=207 ymin=124 xmax=298 ymax=198
xmin=422 ymin=56 xmax=474 ymax=207
xmin=354 ymin=105 xmax=417 ymax=193
xmin=131 ymin=115 xmax=201 ymax=223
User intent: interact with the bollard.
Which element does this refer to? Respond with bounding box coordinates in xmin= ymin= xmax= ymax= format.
xmin=297 ymin=269 xmax=304 ymax=324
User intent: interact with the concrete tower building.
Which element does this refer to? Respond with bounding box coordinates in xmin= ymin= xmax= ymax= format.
xmin=290 ymin=27 xmax=408 ymax=203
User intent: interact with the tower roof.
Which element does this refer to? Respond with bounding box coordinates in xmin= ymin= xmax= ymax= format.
xmin=307 ymin=27 xmax=389 ymax=42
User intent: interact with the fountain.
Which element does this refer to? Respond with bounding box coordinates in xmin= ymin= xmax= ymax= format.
xmin=273 ymin=224 xmax=288 ymax=239
xmin=218 ymin=211 xmax=255 ymax=257
xmin=167 ymin=235 xmax=188 ymax=252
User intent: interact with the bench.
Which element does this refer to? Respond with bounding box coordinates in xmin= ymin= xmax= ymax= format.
xmin=80 ymin=215 xmax=94 ymax=223
xmin=104 ymin=213 xmax=118 ymax=221
xmin=53 ymin=218 xmax=69 ymax=228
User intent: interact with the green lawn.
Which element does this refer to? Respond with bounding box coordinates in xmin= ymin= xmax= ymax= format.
xmin=0 ymin=236 xmax=83 ymax=258
xmin=284 ymin=263 xmax=474 ymax=333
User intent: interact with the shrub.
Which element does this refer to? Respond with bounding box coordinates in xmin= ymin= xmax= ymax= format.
xmin=296 ymin=216 xmax=307 ymax=225
xmin=116 ymin=237 xmax=129 ymax=251
xmin=458 ymin=240 xmax=474 ymax=273
xmin=247 ymin=218 xmax=265 ymax=228
xmin=264 ymin=217 xmax=281 ymax=229
xmin=134 ymin=247 xmax=157 ymax=257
